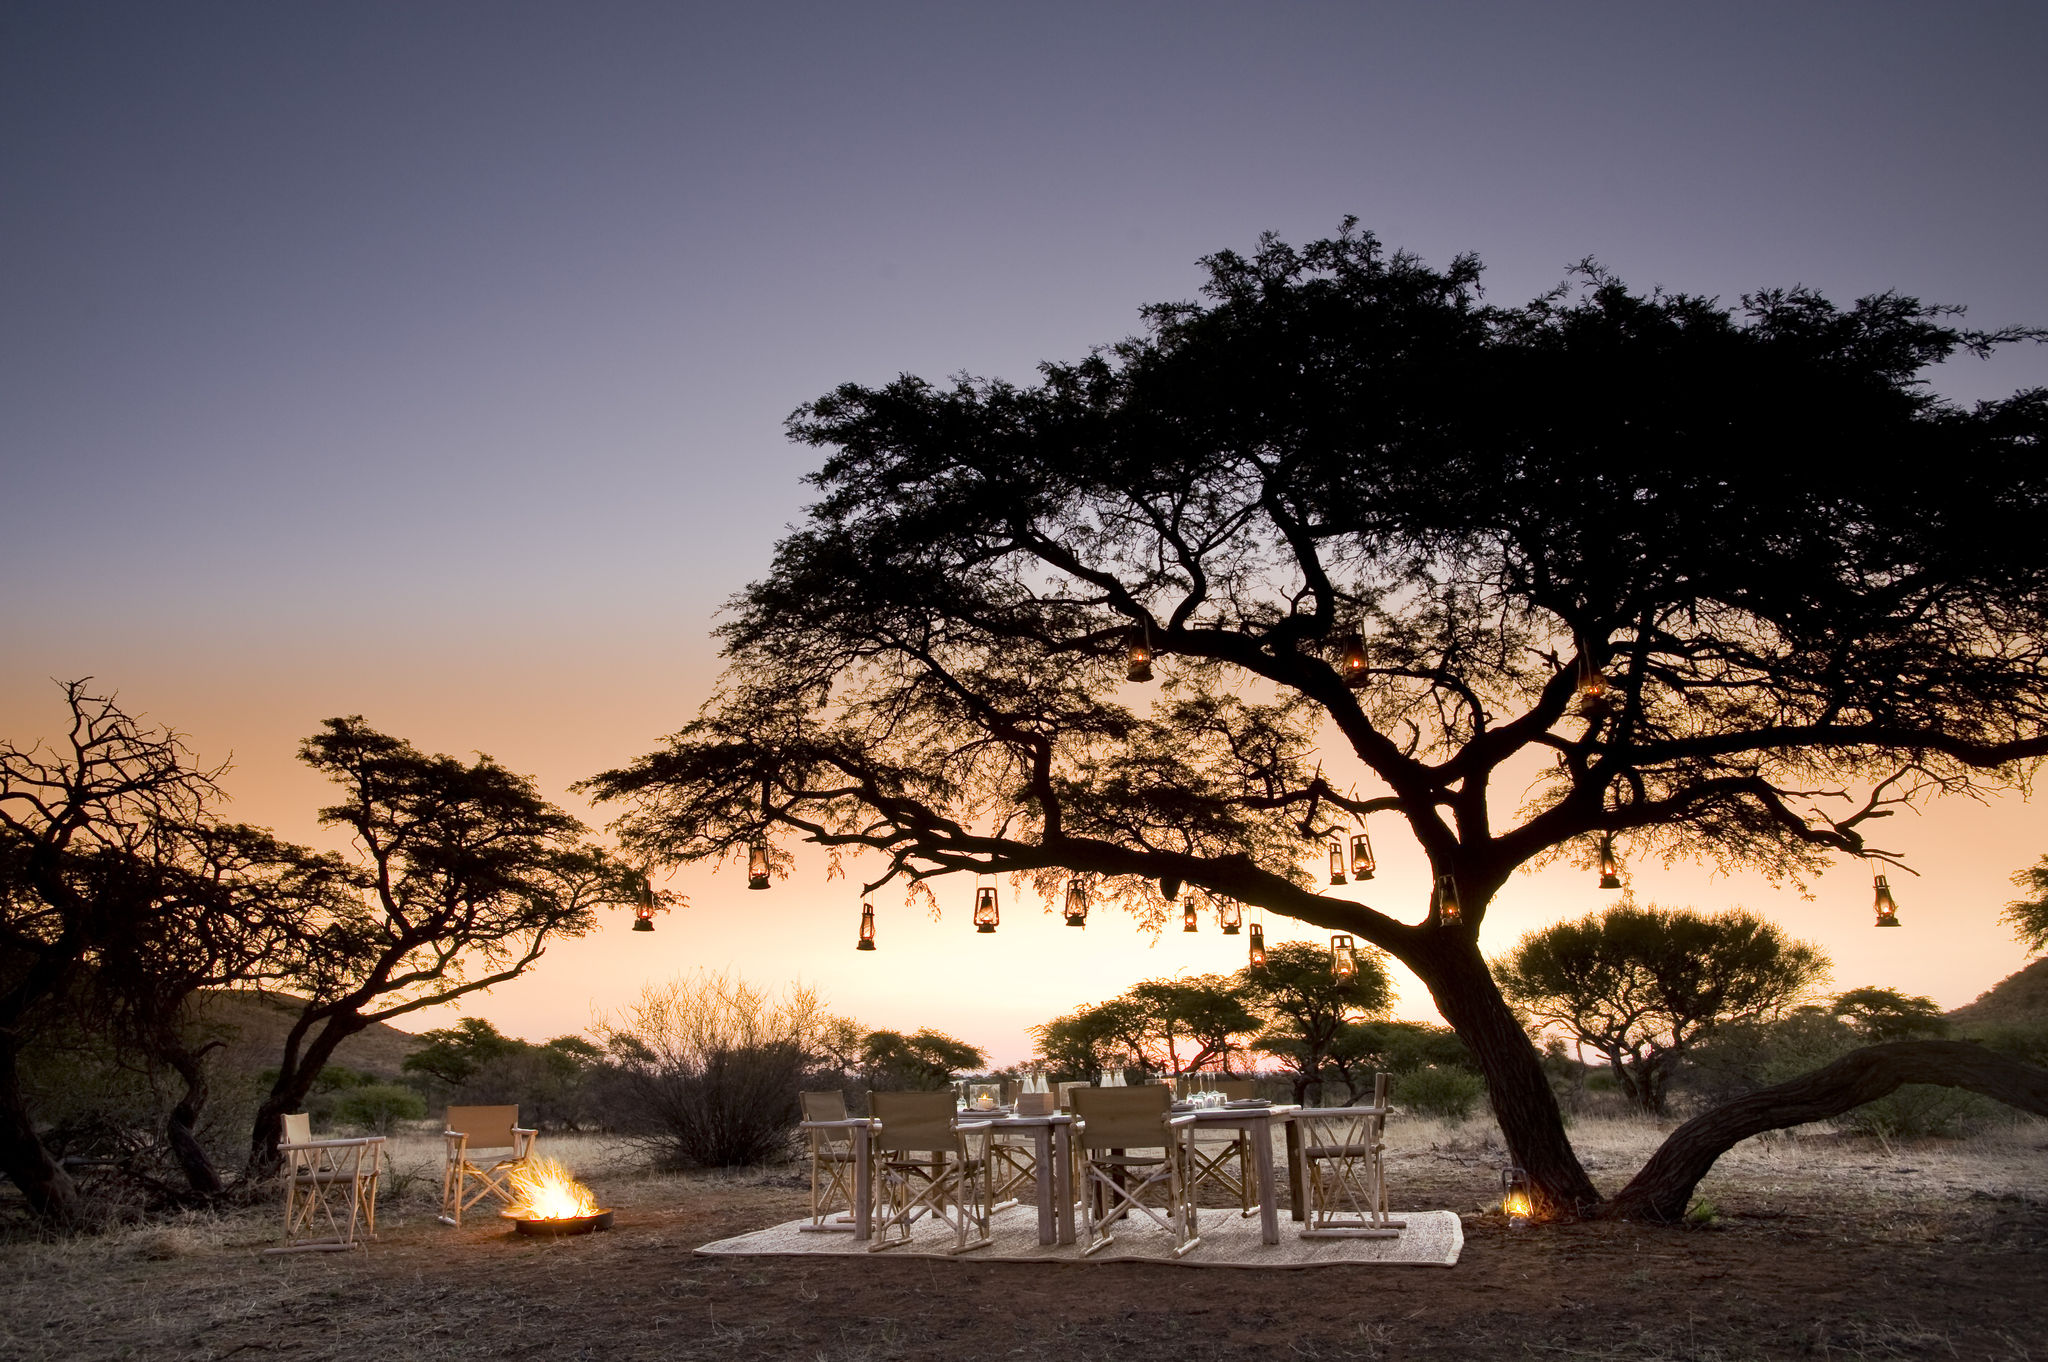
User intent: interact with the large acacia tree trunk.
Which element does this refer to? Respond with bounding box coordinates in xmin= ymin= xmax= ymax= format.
xmin=1408 ymin=931 xmax=1601 ymax=1217
xmin=162 ymin=1044 xmax=223 ymax=1197
xmin=1601 ymin=1041 xmax=2048 ymax=1222
xmin=0 ymin=1038 xmax=83 ymax=1225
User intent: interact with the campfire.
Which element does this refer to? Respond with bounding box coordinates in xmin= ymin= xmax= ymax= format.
xmin=502 ymin=1157 xmax=613 ymax=1236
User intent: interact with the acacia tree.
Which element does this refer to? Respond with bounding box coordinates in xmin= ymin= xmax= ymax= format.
xmin=586 ymin=225 xmax=2048 ymax=1218
xmin=1496 ymin=903 xmax=1828 ymax=1114
xmin=2003 ymin=856 xmax=2048 ymax=953
xmin=1238 ymin=941 xmax=1395 ymax=1103
xmin=248 ymin=717 xmax=633 ymax=1171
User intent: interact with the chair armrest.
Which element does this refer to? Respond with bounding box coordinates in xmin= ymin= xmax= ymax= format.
xmin=513 ymin=1127 xmax=538 ymax=1136
xmin=281 ymin=1136 xmax=384 ymax=1150
xmin=799 ymin=1118 xmax=875 ymax=1130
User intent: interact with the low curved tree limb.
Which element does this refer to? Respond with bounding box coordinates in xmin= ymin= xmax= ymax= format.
xmin=1598 ymin=1041 xmax=2048 ymax=1222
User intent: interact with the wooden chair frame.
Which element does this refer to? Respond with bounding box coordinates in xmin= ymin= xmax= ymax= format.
xmin=1294 ymin=1074 xmax=1405 ymax=1239
xmin=868 ymin=1091 xmax=994 ymax=1255
xmin=799 ymin=1090 xmax=863 ymax=1232
xmin=267 ymin=1112 xmax=384 ymax=1254
xmin=439 ymin=1104 xmax=537 ymax=1227
xmin=1071 ymin=1086 xmax=1201 ymax=1259
xmin=1181 ymin=1078 xmax=1258 ymax=1217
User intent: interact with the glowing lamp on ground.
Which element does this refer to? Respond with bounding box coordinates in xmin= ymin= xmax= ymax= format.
xmin=1873 ymin=875 xmax=1901 ymax=928
xmin=856 ymin=898 xmax=876 ymax=951
xmin=1248 ymin=922 xmax=1266 ymax=967
xmin=1328 ymin=843 xmax=1348 ymax=886
xmin=1350 ymin=830 xmax=1375 ymax=881
xmin=1501 ymin=1167 xmax=1532 ymax=1228
xmin=1219 ymin=899 xmax=1242 ymax=935
xmin=1598 ymin=834 xmax=1622 ymax=890
xmin=1434 ymin=874 xmax=1462 ymax=927
xmin=1330 ymin=933 xmax=1359 ymax=980
xmin=1064 ymin=878 xmax=1088 ymax=927
xmin=974 ymin=883 xmax=999 ymax=933
xmin=1127 ymin=636 xmax=1154 ymax=683
xmin=747 ymin=841 xmax=771 ymax=890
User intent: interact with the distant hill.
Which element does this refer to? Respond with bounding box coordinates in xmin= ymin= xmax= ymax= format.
xmin=1946 ymin=956 xmax=2048 ymax=1028
xmin=188 ymin=990 xmax=424 ymax=1079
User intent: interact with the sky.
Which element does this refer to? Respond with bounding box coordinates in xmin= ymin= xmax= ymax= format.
xmin=4 ymin=2 xmax=2045 ymax=1064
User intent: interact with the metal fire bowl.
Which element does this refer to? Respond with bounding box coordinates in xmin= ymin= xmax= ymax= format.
xmin=512 ymin=1209 xmax=614 ymax=1237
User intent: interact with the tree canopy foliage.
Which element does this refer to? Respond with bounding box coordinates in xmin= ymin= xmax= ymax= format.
xmin=2003 ymin=855 xmax=2048 ymax=954
xmin=588 ymin=223 xmax=2048 ymax=1216
xmin=1496 ymin=903 xmax=1829 ymax=1113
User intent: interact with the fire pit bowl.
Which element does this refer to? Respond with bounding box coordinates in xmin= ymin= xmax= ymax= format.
xmin=512 ymin=1209 xmax=614 ymax=1237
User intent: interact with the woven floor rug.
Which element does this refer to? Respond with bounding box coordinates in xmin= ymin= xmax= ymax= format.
xmin=697 ymin=1203 xmax=1462 ymax=1269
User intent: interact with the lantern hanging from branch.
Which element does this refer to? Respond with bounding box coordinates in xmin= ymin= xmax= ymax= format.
xmin=631 ymin=875 xmax=657 ymax=932
xmin=1598 ymin=834 xmax=1622 ymax=890
xmin=1126 ymin=632 xmax=1154 ymax=683
xmin=973 ymin=880 xmax=999 ymax=933
xmin=1873 ymin=874 xmax=1901 ymax=928
xmin=1434 ymin=874 xmax=1462 ymax=927
xmin=856 ymin=898 xmax=877 ymax=951
xmin=1328 ymin=843 xmax=1347 ymax=886
xmin=1063 ymin=878 xmax=1088 ymax=927
xmin=1218 ymin=899 xmax=1242 ymax=935
xmin=1248 ymin=921 xmax=1267 ymax=967
xmin=747 ymin=840 xmax=771 ymax=891
xmin=1350 ymin=830 xmax=1375 ymax=882
xmin=1574 ymin=656 xmax=1612 ymax=719
xmin=1501 ymin=1167 xmax=1532 ymax=1228
xmin=1330 ymin=933 xmax=1359 ymax=980
xmin=1338 ymin=634 xmax=1369 ymax=687
xmin=1182 ymin=901 xmax=1198 ymax=933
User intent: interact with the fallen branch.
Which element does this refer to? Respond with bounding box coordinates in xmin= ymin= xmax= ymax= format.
xmin=1598 ymin=1040 xmax=2048 ymax=1222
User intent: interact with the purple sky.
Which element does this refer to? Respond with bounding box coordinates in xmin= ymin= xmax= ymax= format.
xmin=4 ymin=3 xmax=2044 ymax=1056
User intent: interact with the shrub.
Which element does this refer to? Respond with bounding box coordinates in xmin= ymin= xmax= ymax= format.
xmin=332 ymin=1083 xmax=427 ymax=1133
xmin=592 ymin=972 xmax=829 ymax=1168
xmin=1397 ymin=1065 xmax=1486 ymax=1121
xmin=1834 ymin=1085 xmax=2004 ymax=1140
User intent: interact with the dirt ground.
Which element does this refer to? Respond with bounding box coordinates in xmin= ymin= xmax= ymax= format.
xmin=3 ymin=1119 xmax=2045 ymax=1362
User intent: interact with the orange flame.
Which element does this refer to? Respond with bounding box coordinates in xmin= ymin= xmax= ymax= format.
xmin=503 ymin=1157 xmax=602 ymax=1220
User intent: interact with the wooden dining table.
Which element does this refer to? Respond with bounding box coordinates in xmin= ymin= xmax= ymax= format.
xmin=1169 ymin=1103 xmax=1300 ymax=1245
xmin=804 ymin=1110 xmax=1078 ymax=1246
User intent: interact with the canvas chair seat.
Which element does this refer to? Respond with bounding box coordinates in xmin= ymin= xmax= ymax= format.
xmin=267 ymin=1112 xmax=383 ymax=1254
xmin=440 ymin=1104 xmax=537 ymax=1227
xmin=1294 ymin=1074 xmax=1405 ymax=1240
xmin=1071 ymin=1085 xmax=1200 ymax=1259
xmin=868 ymin=1090 xmax=995 ymax=1255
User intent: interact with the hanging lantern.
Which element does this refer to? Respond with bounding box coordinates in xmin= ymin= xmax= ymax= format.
xmin=1338 ymin=634 xmax=1369 ymax=687
xmin=1598 ymin=834 xmax=1622 ymax=890
xmin=1575 ymin=657 xmax=1612 ymax=719
xmin=1350 ymin=830 xmax=1375 ymax=881
xmin=1064 ymin=878 xmax=1088 ymax=927
xmin=1219 ymin=899 xmax=1242 ymax=935
xmin=1330 ymin=933 xmax=1359 ymax=979
xmin=631 ymin=875 xmax=656 ymax=932
xmin=856 ymin=898 xmax=877 ymax=951
xmin=747 ymin=840 xmax=771 ymax=891
xmin=1873 ymin=874 xmax=1901 ymax=928
xmin=1501 ymin=1167 xmax=1532 ymax=1228
xmin=1248 ymin=921 xmax=1267 ymax=967
xmin=1328 ymin=842 xmax=1348 ymax=886
xmin=1127 ymin=634 xmax=1154 ymax=683
xmin=1434 ymin=874 xmax=1462 ymax=927
xmin=1182 ymin=901 xmax=1198 ymax=933
xmin=974 ymin=882 xmax=999 ymax=933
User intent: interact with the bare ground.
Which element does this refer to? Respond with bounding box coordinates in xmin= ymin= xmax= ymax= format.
xmin=3 ymin=1117 xmax=2045 ymax=1362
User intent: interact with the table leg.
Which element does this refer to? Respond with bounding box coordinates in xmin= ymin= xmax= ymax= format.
xmin=1252 ymin=1118 xmax=1279 ymax=1245
xmin=1053 ymin=1123 xmax=1075 ymax=1245
xmin=1285 ymin=1118 xmax=1305 ymax=1222
xmin=1032 ymin=1126 xmax=1055 ymax=1245
xmin=853 ymin=1125 xmax=872 ymax=1244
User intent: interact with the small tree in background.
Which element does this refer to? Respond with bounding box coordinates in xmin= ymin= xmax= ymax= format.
xmin=1238 ymin=940 xmax=1394 ymax=1104
xmin=1497 ymin=904 xmax=1829 ymax=1114
xmin=2003 ymin=855 xmax=2048 ymax=954
xmin=860 ymin=1028 xmax=987 ymax=1090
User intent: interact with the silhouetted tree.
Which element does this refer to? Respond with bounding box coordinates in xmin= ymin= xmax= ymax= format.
xmin=2003 ymin=855 xmax=2048 ymax=954
xmin=1127 ymin=975 xmax=1262 ymax=1075
xmin=1237 ymin=941 xmax=1395 ymax=1103
xmin=860 ymin=1028 xmax=986 ymax=1089
xmin=248 ymin=718 xmax=632 ymax=1171
xmin=1829 ymin=986 xmax=1949 ymax=1042
xmin=1496 ymin=904 xmax=1829 ymax=1114
xmin=585 ymin=224 xmax=2048 ymax=1217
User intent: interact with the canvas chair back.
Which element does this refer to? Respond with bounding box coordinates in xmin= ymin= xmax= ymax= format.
xmin=801 ymin=1090 xmax=848 ymax=1122
xmin=280 ymin=1112 xmax=313 ymax=1174
xmin=1218 ymin=1079 xmax=1257 ymax=1101
xmin=1071 ymin=1084 xmax=1171 ymax=1152
xmin=870 ymin=1090 xmax=956 ymax=1155
xmin=446 ymin=1105 xmax=519 ymax=1150
xmin=1056 ymin=1081 xmax=1090 ymax=1112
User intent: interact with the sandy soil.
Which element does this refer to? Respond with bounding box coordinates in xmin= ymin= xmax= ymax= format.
xmin=3 ymin=1119 xmax=2044 ymax=1362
